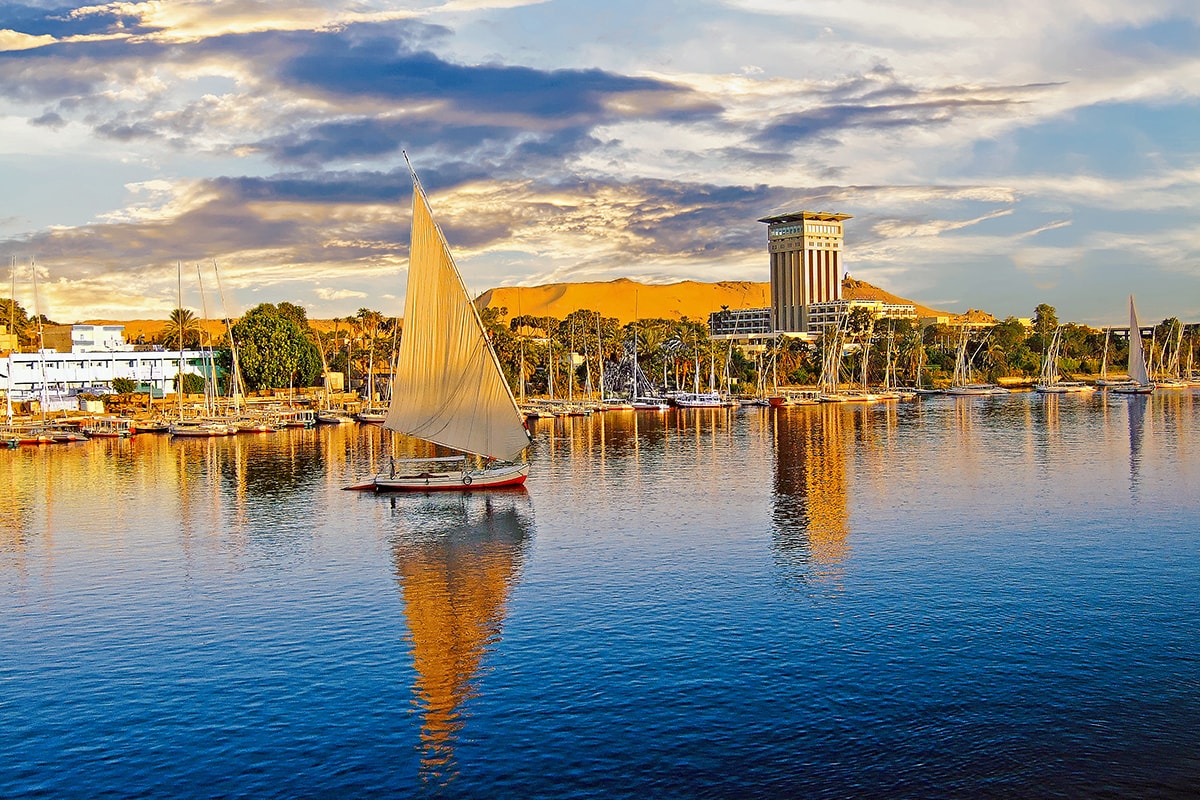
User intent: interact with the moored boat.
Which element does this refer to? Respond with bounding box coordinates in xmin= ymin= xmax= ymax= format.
xmin=1112 ymin=296 xmax=1155 ymax=395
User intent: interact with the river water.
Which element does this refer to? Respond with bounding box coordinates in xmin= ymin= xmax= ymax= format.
xmin=2 ymin=392 xmax=1198 ymax=798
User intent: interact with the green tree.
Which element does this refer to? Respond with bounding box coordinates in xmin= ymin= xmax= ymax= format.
xmin=228 ymin=303 xmax=322 ymax=390
xmin=112 ymin=377 xmax=137 ymax=394
xmin=1 ymin=297 xmax=33 ymax=348
xmin=175 ymin=372 xmax=206 ymax=394
xmin=1031 ymin=303 xmax=1058 ymax=353
xmin=161 ymin=307 xmax=202 ymax=349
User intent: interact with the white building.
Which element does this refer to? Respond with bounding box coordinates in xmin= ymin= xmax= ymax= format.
xmin=807 ymin=299 xmax=918 ymax=332
xmin=1 ymin=323 xmax=208 ymax=402
xmin=72 ymin=324 xmax=131 ymax=353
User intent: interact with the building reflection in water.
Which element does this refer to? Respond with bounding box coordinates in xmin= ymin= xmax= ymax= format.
xmin=770 ymin=404 xmax=851 ymax=588
xmin=387 ymin=490 xmax=533 ymax=786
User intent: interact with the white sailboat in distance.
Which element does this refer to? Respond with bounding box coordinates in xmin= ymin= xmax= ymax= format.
xmin=347 ymin=157 xmax=532 ymax=491
xmin=1112 ymin=295 xmax=1155 ymax=395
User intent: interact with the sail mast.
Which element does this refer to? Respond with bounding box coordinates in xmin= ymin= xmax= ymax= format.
xmin=384 ymin=154 xmax=530 ymax=461
xmin=1127 ymin=295 xmax=1149 ymax=386
xmin=177 ymin=261 xmax=184 ymax=421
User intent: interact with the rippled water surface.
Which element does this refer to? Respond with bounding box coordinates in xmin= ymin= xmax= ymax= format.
xmin=3 ymin=392 xmax=1199 ymax=798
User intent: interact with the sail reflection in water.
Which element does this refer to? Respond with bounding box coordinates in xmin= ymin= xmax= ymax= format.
xmin=770 ymin=404 xmax=852 ymax=587
xmin=387 ymin=490 xmax=533 ymax=785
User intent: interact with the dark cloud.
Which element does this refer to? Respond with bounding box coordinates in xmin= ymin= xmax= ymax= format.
xmin=0 ymin=167 xmax=801 ymax=282
xmin=757 ymin=97 xmax=1016 ymax=148
xmin=277 ymin=30 xmax=704 ymax=119
xmin=29 ymin=109 xmax=64 ymax=127
xmin=0 ymin=2 xmax=146 ymax=38
xmin=94 ymin=118 xmax=162 ymax=141
xmin=0 ymin=19 xmax=721 ymax=173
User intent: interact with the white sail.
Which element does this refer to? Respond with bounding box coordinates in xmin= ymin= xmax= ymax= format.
xmin=1127 ymin=295 xmax=1150 ymax=386
xmin=384 ymin=175 xmax=530 ymax=463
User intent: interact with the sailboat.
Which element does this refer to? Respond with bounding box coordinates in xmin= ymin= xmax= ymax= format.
xmin=1094 ymin=328 xmax=1131 ymax=387
xmin=348 ymin=159 xmax=531 ymax=491
xmin=1034 ymin=326 xmax=1095 ymax=393
xmin=945 ymin=330 xmax=1008 ymax=395
xmin=1112 ymin=295 xmax=1155 ymax=395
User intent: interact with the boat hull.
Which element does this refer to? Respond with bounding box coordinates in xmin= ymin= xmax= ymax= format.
xmin=355 ymin=462 xmax=530 ymax=492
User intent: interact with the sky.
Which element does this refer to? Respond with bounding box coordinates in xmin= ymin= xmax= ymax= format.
xmin=2 ymin=0 xmax=1199 ymax=326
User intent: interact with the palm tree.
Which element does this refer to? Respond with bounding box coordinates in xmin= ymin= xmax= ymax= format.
xmin=161 ymin=307 xmax=201 ymax=349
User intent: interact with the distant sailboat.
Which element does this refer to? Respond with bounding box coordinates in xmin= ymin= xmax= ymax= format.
xmin=1094 ymin=327 xmax=1130 ymax=387
xmin=1034 ymin=326 xmax=1094 ymax=394
xmin=1112 ymin=295 xmax=1155 ymax=395
xmin=945 ymin=330 xmax=1007 ymax=395
xmin=348 ymin=157 xmax=531 ymax=491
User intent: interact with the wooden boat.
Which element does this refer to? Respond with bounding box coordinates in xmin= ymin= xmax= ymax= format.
xmin=1112 ymin=296 xmax=1155 ymax=395
xmin=82 ymin=416 xmax=133 ymax=437
xmin=1035 ymin=327 xmax=1096 ymax=394
xmin=169 ymin=419 xmax=235 ymax=436
xmin=354 ymin=407 xmax=387 ymax=424
xmin=346 ymin=157 xmax=531 ymax=492
xmin=131 ymin=418 xmax=171 ymax=433
xmin=672 ymin=391 xmax=726 ymax=407
xmin=276 ymin=409 xmax=316 ymax=427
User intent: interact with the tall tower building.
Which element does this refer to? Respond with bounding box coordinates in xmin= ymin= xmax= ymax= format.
xmin=759 ymin=211 xmax=851 ymax=333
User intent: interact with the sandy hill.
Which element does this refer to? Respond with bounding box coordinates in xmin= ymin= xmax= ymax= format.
xmin=476 ymin=278 xmax=772 ymax=325
xmin=840 ymin=278 xmax=948 ymax=320
xmin=66 ymin=278 xmax=951 ymax=341
xmin=478 ymin=277 xmax=948 ymax=325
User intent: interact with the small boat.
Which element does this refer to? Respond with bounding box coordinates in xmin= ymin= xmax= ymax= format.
xmin=948 ymin=331 xmax=1007 ymax=395
xmin=599 ymin=398 xmax=634 ymax=412
xmin=131 ymin=418 xmax=171 ymax=433
xmin=316 ymin=410 xmax=355 ymax=425
xmin=169 ymin=419 xmax=235 ymax=437
xmin=43 ymin=426 xmax=90 ymax=442
xmin=346 ymin=157 xmax=531 ymax=492
xmin=768 ymin=390 xmax=819 ymax=407
xmin=672 ymin=391 xmax=726 ymax=408
xmin=632 ymin=397 xmax=670 ymax=410
xmin=354 ymin=407 xmax=387 ymax=424
xmin=234 ymin=416 xmax=279 ymax=433
xmin=1094 ymin=327 xmax=1131 ymax=386
xmin=1112 ymin=296 xmax=1155 ymax=395
xmin=1035 ymin=327 xmax=1096 ymax=394
xmin=276 ymin=409 xmax=316 ymax=427
xmin=82 ymin=416 xmax=133 ymax=438
xmin=946 ymin=384 xmax=1009 ymax=396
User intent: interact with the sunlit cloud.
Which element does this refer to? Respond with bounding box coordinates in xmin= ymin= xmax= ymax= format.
xmin=1 ymin=0 xmax=1198 ymax=323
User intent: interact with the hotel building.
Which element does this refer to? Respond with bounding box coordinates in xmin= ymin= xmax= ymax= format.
xmin=759 ymin=211 xmax=851 ymax=333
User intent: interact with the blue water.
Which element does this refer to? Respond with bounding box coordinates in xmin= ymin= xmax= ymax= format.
xmin=2 ymin=392 xmax=1198 ymax=798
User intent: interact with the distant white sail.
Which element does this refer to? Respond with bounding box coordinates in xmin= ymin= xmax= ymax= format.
xmin=1127 ymin=295 xmax=1150 ymax=386
xmin=383 ymin=178 xmax=530 ymax=462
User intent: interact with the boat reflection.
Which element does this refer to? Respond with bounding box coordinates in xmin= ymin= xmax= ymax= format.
xmin=387 ymin=489 xmax=533 ymax=786
xmin=1127 ymin=394 xmax=1146 ymax=496
xmin=770 ymin=404 xmax=851 ymax=588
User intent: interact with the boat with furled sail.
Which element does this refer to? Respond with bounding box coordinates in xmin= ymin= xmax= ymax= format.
xmin=347 ymin=157 xmax=531 ymax=492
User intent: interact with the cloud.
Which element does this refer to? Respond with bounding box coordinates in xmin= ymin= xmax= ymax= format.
xmin=0 ymin=29 xmax=56 ymax=51
xmin=314 ymin=287 xmax=367 ymax=301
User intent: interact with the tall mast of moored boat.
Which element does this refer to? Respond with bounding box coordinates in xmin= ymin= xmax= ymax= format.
xmin=213 ymin=259 xmax=244 ymax=413
xmin=177 ymin=261 xmax=184 ymax=422
xmin=31 ymin=258 xmax=47 ymax=422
